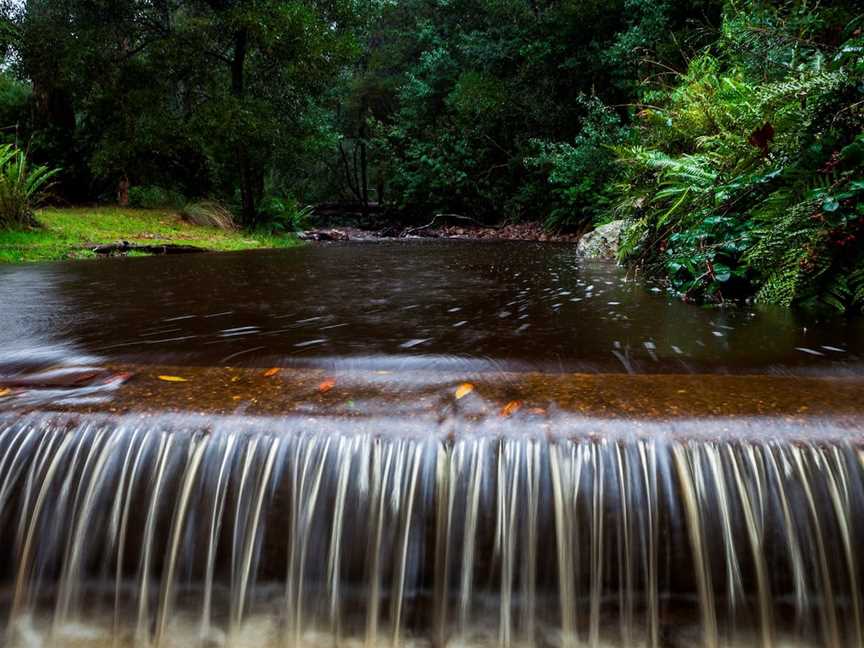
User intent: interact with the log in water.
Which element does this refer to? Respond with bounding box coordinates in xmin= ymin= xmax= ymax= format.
xmin=1 ymin=412 xmax=862 ymax=647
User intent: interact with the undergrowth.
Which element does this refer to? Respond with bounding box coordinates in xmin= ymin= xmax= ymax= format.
xmin=613 ymin=4 xmax=864 ymax=313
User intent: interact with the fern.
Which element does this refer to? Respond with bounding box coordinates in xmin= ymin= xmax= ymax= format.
xmin=610 ymin=4 xmax=864 ymax=311
xmin=755 ymin=71 xmax=848 ymax=109
xmin=850 ymin=263 xmax=864 ymax=312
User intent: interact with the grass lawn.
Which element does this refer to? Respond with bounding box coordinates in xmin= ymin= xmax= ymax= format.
xmin=0 ymin=207 xmax=299 ymax=263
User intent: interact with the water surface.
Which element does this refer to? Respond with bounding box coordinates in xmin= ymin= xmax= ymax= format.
xmin=1 ymin=241 xmax=862 ymax=377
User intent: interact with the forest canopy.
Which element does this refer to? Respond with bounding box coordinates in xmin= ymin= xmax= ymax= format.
xmin=0 ymin=0 xmax=862 ymax=311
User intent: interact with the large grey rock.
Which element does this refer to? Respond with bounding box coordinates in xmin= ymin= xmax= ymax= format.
xmin=576 ymin=220 xmax=627 ymax=260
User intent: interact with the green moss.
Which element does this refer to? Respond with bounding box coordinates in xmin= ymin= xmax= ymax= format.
xmin=0 ymin=207 xmax=299 ymax=263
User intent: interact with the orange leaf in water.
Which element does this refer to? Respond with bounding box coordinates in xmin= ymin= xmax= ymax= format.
xmin=0 ymin=387 xmax=10 ymax=397
xmin=318 ymin=378 xmax=336 ymax=394
xmin=455 ymin=383 xmax=475 ymax=399
xmin=158 ymin=375 xmax=188 ymax=383
xmin=264 ymin=367 xmax=280 ymax=377
xmin=500 ymin=400 xmax=523 ymax=417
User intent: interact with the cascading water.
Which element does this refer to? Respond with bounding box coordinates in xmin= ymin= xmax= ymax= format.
xmin=1 ymin=412 xmax=862 ymax=648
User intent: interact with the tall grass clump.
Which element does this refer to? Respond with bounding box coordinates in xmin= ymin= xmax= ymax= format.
xmin=0 ymin=145 xmax=59 ymax=229
xmin=180 ymin=200 xmax=239 ymax=230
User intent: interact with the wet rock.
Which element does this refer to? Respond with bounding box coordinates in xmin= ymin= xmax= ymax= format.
xmin=299 ymin=229 xmax=349 ymax=241
xmin=576 ymin=220 xmax=628 ymax=260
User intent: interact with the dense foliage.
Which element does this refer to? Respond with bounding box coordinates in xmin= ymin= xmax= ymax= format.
xmin=614 ymin=3 xmax=864 ymax=312
xmin=335 ymin=0 xmax=720 ymax=223
xmin=1 ymin=0 xmax=357 ymax=225
xmin=0 ymin=0 xmax=862 ymax=311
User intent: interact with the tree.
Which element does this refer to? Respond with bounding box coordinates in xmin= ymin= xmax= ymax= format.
xmin=5 ymin=0 xmax=360 ymax=223
xmin=328 ymin=0 xmax=721 ymax=224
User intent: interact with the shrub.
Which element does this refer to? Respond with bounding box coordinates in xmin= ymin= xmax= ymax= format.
xmin=127 ymin=185 xmax=186 ymax=209
xmin=257 ymin=196 xmax=313 ymax=233
xmin=180 ymin=200 xmax=238 ymax=230
xmin=526 ymin=96 xmax=631 ymax=229
xmin=0 ymin=74 xmax=31 ymax=145
xmin=0 ymin=145 xmax=59 ymax=229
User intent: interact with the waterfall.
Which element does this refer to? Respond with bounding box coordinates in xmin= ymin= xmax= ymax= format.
xmin=0 ymin=412 xmax=862 ymax=647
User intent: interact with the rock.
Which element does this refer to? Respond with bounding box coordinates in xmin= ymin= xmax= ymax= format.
xmin=576 ymin=220 xmax=628 ymax=259
xmin=299 ymin=229 xmax=349 ymax=241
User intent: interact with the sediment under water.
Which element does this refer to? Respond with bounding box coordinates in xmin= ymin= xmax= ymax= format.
xmin=1 ymin=412 xmax=862 ymax=648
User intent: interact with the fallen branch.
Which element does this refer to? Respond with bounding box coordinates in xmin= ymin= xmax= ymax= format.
xmin=89 ymin=242 xmax=209 ymax=256
xmin=402 ymin=213 xmax=493 ymax=237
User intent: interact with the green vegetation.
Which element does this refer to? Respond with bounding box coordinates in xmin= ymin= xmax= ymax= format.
xmin=0 ymin=0 xmax=861 ymax=310
xmin=614 ymin=5 xmax=864 ymax=312
xmin=1 ymin=0 xmax=357 ymax=225
xmin=0 ymin=144 xmax=58 ymax=228
xmin=0 ymin=208 xmax=297 ymax=263
xmin=180 ymin=201 xmax=239 ymax=231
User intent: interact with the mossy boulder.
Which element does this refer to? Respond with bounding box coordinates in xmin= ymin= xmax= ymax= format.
xmin=576 ymin=220 xmax=627 ymax=260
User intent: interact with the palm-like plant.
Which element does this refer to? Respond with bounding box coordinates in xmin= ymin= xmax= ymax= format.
xmin=0 ymin=145 xmax=59 ymax=229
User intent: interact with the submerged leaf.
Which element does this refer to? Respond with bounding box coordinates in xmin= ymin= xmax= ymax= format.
xmin=0 ymin=387 xmax=10 ymax=397
xmin=158 ymin=375 xmax=188 ymax=383
xmin=455 ymin=383 xmax=475 ymax=399
xmin=264 ymin=367 xmax=280 ymax=377
xmin=500 ymin=400 xmax=523 ymax=417
xmin=318 ymin=378 xmax=336 ymax=393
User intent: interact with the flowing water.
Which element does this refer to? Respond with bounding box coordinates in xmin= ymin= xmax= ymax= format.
xmin=0 ymin=242 xmax=862 ymax=376
xmin=1 ymin=242 xmax=864 ymax=647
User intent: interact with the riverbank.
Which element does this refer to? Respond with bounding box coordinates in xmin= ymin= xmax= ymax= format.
xmin=301 ymin=219 xmax=583 ymax=243
xmin=0 ymin=207 xmax=298 ymax=263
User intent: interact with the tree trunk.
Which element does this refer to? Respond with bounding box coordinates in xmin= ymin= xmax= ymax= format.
xmin=231 ymin=27 xmax=261 ymax=226
xmin=117 ymin=176 xmax=130 ymax=207
xmin=359 ymin=139 xmax=369 ymax=219
xmin=238 ymin=153 xmax=259 ymax=227
xmin=231 ymin=27 xmax=247 ymax=99
xmin=358 ymin=101 xmax=370 ymax=219
xmin=339 ymin=141 xmax=361 ymax=202
xmin=376 ymin=174 xmax=385 ymax=205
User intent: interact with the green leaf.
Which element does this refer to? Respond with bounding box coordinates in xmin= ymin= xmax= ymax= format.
xmin=668 ymin=261 xmax=685 ymax=274
xmin=713 ymin=263 xmax=732 ymax=283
